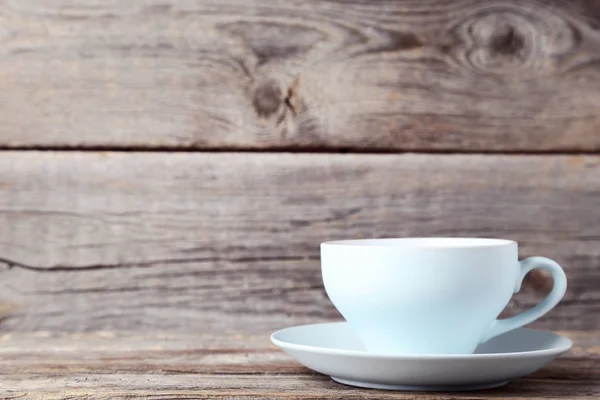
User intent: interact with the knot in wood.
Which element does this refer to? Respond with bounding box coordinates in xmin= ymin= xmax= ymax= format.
xmin=450 ymin=4 xmax=580 ymax=78
xmin=252 ymin=80 xmax=283 ymax=118
xmin=489 ymin=24 xmax=524 ymax=57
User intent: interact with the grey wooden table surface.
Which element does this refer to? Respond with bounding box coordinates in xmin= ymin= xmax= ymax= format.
xmin=0 ymin=330 xmax=598 ymax=399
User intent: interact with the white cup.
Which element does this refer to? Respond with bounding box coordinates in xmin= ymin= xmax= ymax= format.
xmin=321 ymin=238 xmax=567 ymax=355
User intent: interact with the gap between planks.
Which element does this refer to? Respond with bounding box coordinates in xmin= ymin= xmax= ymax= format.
xmin=0 ymin=146 xmax=599 ymax=155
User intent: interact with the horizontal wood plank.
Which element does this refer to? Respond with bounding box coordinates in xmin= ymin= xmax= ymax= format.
xmin=1 ymin=0 xmax=600 ymax=151
xmin=0 ymin=331 xmax=598 ymax=399
xmin=0 ymin=152 xmax=598 ymax=332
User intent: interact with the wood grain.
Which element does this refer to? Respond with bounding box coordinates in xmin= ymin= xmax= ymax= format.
xmin=1 ymin=0 xmax=600 ymax=151
xmin=0 ymin=152 xmax=598 ymax=333
xmin=0 ymin=331 xmax=598 ymax=399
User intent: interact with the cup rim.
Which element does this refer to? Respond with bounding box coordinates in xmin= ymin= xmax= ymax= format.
xmin=321 ymin=237 xmax=516 ymax=249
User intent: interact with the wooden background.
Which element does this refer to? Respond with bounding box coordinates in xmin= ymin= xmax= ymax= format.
xmin=0 ymin=0 xmax=599 ymax=335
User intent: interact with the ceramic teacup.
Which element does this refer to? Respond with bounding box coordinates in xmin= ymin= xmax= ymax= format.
xmin=321 ymin=238 xmax=567 ymax=355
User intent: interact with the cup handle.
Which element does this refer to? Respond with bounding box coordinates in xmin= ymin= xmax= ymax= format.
xmin=480 ymin=257 xmax=567 ymax=343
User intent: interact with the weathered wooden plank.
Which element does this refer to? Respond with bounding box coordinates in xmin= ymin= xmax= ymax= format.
xmin=0 ymin=152 xmax=598 ymax=332
xmin=1 ymin=0 xmax=600 ymax=150
xmin=4 ymin=374 xmax=599 ymax=400
xmin=0 ymin=331 xmax=598 ymax=399
xmin=0 ymin=331 xmax=597 ymax=375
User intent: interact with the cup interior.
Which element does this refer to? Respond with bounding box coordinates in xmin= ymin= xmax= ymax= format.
xmin=322 ymin=237 xmax=515 ymax=248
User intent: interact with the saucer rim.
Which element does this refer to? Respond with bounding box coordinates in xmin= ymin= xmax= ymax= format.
xmin=270 ymin=322 xmax=573 ymax=360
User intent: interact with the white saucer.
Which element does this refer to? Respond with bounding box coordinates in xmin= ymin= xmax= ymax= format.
xmin=271 ymin=322 xmax=572 ymax=391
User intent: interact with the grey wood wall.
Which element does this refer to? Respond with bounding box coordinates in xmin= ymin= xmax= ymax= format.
xmin=0 ymin=0 xmax=598 ymax=333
